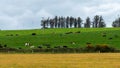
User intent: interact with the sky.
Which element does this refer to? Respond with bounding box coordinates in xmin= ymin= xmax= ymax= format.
xmin=0 ymin=0 xmax=120 ymax=30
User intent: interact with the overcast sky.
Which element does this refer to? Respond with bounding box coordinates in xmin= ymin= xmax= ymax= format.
xmin=0 ymin=0 xmax=120 ymax=30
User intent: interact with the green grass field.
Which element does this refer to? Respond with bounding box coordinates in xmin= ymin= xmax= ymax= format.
xmin=0 ymin=28 xmax=120 ymax=49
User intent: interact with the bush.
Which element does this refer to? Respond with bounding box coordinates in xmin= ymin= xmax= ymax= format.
xmin=18 ymin=47 xmax=22 ymax=49
xmin=94 ymin=44 xmax=115 ymax=52
xmin=0 ymin=44 xmax=3 ymax=48
xmin=47 ymin=46 xmax=51 ymax=48
xmin=85 ymin=45 xmax=94 ymax=52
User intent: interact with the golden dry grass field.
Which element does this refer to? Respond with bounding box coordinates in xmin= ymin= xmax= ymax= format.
xmin=0 ymin=53 xmax=120 ymax=68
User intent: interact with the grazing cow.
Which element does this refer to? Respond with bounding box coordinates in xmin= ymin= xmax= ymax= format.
xmin=16 ymin=34 xmax=19 ymax=36
xmin=102 ymin=34 xmax=106 ymax=37
xmin=38 ymin=46 xmax=42 ymax=48
xmin=71 ymin=42 xmax=76 ymax=45
xmin=54 ymin=46 xmax=58 ymax=48
xmin=18 ymin=47 xmax=22 ymax=49
xmin=75 ymin=31 xmax=81 ymax=33
xmin=30 ymin=46 xmax=34 ymax=48
xmin=102 ymin=32 xmax=107 ymax=37
xmin=10 ymin=34 xmax=13 ymax=36
xmin=32 ymin=33 xmax=36 ymax=36
xmin=63 ymin=46 xmax=68 ymax=48
xmin=25 ymin=42 xmax=30 ymax=46
xmin=65 ymin=32 xmax=73 ymax=34
xmin=86 ymin=42 xmax=91 ymax=45
xmin=54 ymin=46 xmax=62 ymax=48
xmin=109 ymin=37 xmax=113 ymax=40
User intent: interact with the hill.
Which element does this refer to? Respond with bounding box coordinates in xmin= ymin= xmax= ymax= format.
xmin=0 ymin=28 xmax=120 ymax=49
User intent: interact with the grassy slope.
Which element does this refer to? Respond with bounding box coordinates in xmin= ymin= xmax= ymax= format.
xmin=0 ymin=28 xmax=120 ymax=49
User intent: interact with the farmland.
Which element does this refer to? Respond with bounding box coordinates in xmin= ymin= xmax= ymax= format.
xmin=0 ymin=53 xmax=120 ymax=68
xmin=0 ymin=28 xmax=120 ymax=49
xmin=0 ymin=28 xmax=120 ymax=68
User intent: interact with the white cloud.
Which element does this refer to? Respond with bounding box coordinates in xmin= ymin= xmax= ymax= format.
xmin=0 ymin=0 xmax=120 ymax=30
xmin=37 ymin=9 xmax=53 ymax=18
xmin=0 ymin=15 xmax=19 ymax=30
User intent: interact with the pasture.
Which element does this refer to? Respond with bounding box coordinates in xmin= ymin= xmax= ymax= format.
xmin=0 ymin=53 xmax=120 ymax=68
xmin=0 ymin=28 xmax=120 ymax=49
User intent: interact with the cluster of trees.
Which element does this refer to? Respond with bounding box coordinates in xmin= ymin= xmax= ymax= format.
xmin=41 ymin=15 xmax=106 ymax=29
xmin=112 ymin=17 xmax=120 ymax=27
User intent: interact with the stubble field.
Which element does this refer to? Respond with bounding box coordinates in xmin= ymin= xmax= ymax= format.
xmin=0 ymin=53 xmax=120 ymax=68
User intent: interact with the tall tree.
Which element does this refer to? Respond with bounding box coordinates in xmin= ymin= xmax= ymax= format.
xmin=78 ymin=17 xmax=82 ymax=28
xmin=93 ymin=15 xmax=99 ymax=28
xmin=60 ymin=16 xmax=64 ymax=28
xmin=41 ymin=19 xmax=46 ymax=29
xmin=54 ymin=16 xmax=58 ymax=28
xmin=74 ymin=18 xmax=77 ymax=28
xmin=58 ymin=17 xmax=61 ymax=28
xmin=98 ymin=16 xmax=106 ymax=27
xmin=84 ymin=17 xmax=91 ymax=28
xmin=93 ymin=15 xmax=106 ymax=28
xmin=46 ymin=17 xmax=50 ymax=28
xmin=50 ymin=19 xmax=54 ymax=28
xmin=41 ymin=17 xmax=49 ymax=29
xmin=66 ymin=16 xmax=70 ymax=28
xmin=70 ymin=16 xmax=74 ymax=28
xmin=112 ymin=17 xmax=120 ymax=27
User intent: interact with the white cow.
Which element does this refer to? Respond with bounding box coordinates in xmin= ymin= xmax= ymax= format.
xmin=30 ymin=46 xmax=35 ymax=48
xmin=25 ymin=42 xmax=30 ymax=46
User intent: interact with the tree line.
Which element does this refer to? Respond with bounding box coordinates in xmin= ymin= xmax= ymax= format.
xmin=112 ymin=17 xmax=120 ymax=27
xmin=41 ymin=15 xmax=107 ymax=29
